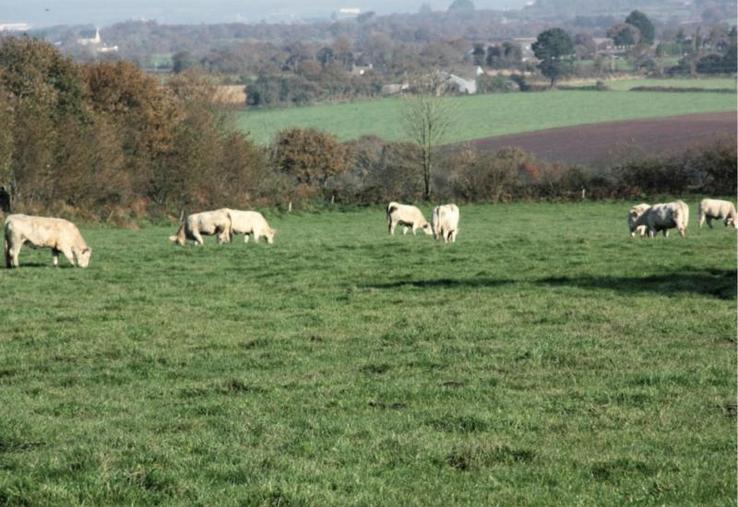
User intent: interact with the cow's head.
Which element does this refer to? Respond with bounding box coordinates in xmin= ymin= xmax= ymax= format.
xmin=169 ymin=224 xmax=186 ymax=246
xmin=422 ymin=222 xmax=433 ymax=236
xmin=628 ymin=205 xmax=649 ymax=237
xmin=266 ymin=227 xmax=276 ymax=244
xmin=76 ymin=247 xmax=92 ymax=268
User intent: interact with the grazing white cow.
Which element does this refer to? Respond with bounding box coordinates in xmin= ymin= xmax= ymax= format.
xmin=387 ymin=202 xmax=432 ymax=236
xmin=432 ymin=203 xmax=460 ymax=243
xmin=627 ymin=203 xmax=651 ymax=237
xmin=634 ymin=200 xmax=689 ymax=238
xmin=169 ymin=209 xmax=231 ymax=246
xmin=227 ymin=209 xmax=276 ymax=244
xmin=698 ymin=198 xmax=737 ymax=229
xmin=4 ymin=214 xmax=92 ymax=268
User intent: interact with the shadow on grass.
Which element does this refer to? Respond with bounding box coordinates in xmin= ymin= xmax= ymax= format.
xmin=362 ymin=278 xmax=516 ymax=289
xmin=363 ymin=269 xmax=736 ymax=300
xmin=4 ymin=262 xmax=62 ymax=269
xmin=539 ymin=269 xmax=736 ymax=300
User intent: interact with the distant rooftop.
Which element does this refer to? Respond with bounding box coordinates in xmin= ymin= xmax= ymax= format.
xmin=0 ymin=23 xmax=31 ymax=31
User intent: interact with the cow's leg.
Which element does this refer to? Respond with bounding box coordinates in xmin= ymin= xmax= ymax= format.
xmin=253 ymin=232 xmax=261 ymax=243
xmin=192 ymin=230 xmax=204 ymax=245
xmin=403 ymin=226 xmax=409 ymax=235
xmin=60 ymin=247 xmax=75 ymax=267
xmin=243 ymin=233 xmax=250 ymax=243
xmin=5 ymin=243 xmax=19 ymax=268
xmin=4 ymin=241 xmax=11 ymax=268
xmin=449 ymin=230 xmax=457 ymax=243
xmin=10 ymin=246 xmax=21 ymax=268
xmin=678 ymin=227 xmax=686 ymax=238
xmin=648 ymin=228 xmax=655 ymax=238
xmin=388 ymin=219 xmax=394 ymax=235
xmin=664 ymin=229 xmax=669 ymax=238
xmin=52 ymin=248 xmax=61 ymax=267
xmin=705 ymin=216 xmax=713 ymax=228
xmin=411 ymin=225 xmax=417 ymax=236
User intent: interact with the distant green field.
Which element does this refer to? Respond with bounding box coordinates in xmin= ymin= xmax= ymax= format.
xmin=0 ymin=202 xmax=735 ymax=505
xmin=237 ymin=89 xmax=736 ymax=144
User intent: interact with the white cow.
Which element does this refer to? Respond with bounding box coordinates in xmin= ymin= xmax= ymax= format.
xmin=387 ymin=202 xmax=432 ymax=236
xmin=634 ymin=200 xmax=689 ymax=238
xmin=698 ymin=198 xmax=737 ymax=229
xmin=432 ymin=203 xmax=460 ymax=243
xmin=227 ymin=209 xmax=276 ymax=244
xmin=169 ymin=209 xmax=231 ymax=246
xmin=4 ymin=214 xmax=92 ymax=268
xmin=627 ymin=203 xmax=651 ymax=237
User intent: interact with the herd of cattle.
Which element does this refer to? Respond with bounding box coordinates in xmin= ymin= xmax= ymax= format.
xmin=1 ymin=198 xmax=735 ymax=269
xmin=627 ymin=198 xmax=737 ymax=238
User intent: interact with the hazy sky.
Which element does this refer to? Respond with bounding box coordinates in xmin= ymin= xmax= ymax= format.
xmin=1 ymin=0 xmax=530 ymax=28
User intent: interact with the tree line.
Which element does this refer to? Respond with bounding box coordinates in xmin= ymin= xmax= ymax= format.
xmin=0 ymin=37 xmax=734 ymax=225
xmin=31 ymin=6 xmax=737 ymax=107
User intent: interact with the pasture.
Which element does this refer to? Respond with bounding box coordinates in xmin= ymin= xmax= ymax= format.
xmin=0 ymin=202 xmax=735 ymax=505
xmin=236 ymin=88 xmax=737 ymax=144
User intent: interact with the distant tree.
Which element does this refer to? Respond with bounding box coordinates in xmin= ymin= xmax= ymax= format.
xmin=316 ymin=46 xmax=335 ymax=66
xmin=472 ymin=43 xmax=486 ymax=66
xmin=573 ymin=33 xmax=597 ymax=59
xmin=625 ymin=10 xmax=655 ymax=45
xmin=172 ymin=50 xmax=197 ymax=73
xmin=723 ymin=43 xmax=737 ymax=73
xmin=271 ymin=128 xmax=349 ymax=189
xmin=0 ymin=88 xmax=13 ymax=207
xmin=403 ymin=76 xmax=455 ymax=200
xmin=532 ymin=28 xmax=575 ymax=87
xmin=448 ymin=0 xmax=475 ymax=13
xmin=696 ymin=53 xmax=724 ymax=73
xmin=357 ymin=11 xmax=375 ymax=23
xmin=608 ymin=23 xmax=641 ymax=47
xmin=419 ymin=2 xmax=432 ymax=14
xmin=486 ymin=42 xmax=522 ymax=69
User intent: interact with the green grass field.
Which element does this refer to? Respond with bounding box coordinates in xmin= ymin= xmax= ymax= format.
xmin=237 ymin=89 xmax=736 ymax=144
xmin=0 ymin=202 xmax=735 ymax=505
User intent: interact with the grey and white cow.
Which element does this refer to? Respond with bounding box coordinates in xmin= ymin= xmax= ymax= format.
xmin=633 ymin=200 xmax=689 ymax=238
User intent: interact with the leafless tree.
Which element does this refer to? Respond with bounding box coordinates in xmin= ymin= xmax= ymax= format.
xmin=402 ymin=74 xmax=455 ymax=200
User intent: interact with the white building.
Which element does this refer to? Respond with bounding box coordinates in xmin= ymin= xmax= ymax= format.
xmin=77 ymin=28 xmax=101 ymax=46
xmin=0 ymin=23 xmax=31 ymax=32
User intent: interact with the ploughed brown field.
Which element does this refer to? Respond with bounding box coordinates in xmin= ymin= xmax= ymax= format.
xmin=467 ymin=112 xmax=737 ymax=165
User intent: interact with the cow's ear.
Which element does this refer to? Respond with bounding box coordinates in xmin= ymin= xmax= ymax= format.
xmin=82 ymin=247 xmax=90 ymax=254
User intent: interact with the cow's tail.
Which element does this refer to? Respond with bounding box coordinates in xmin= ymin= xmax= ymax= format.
xmin=387 ymin=202 xmax=398 ymax=218
xmin=675 ymin=200 xmax=689 ymax=236
xmin=225 ymin=210 xmax=233 ymax=243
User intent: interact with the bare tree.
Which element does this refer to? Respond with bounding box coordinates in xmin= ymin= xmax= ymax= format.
xmin=402 ymin=74 xmax=455 ymax=200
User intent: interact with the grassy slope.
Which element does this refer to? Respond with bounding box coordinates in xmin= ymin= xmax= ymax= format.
xmin=0 ymin=202 xmax=735 ymax=505
xmin=237 ymin=90 xmax=736 ymax=144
